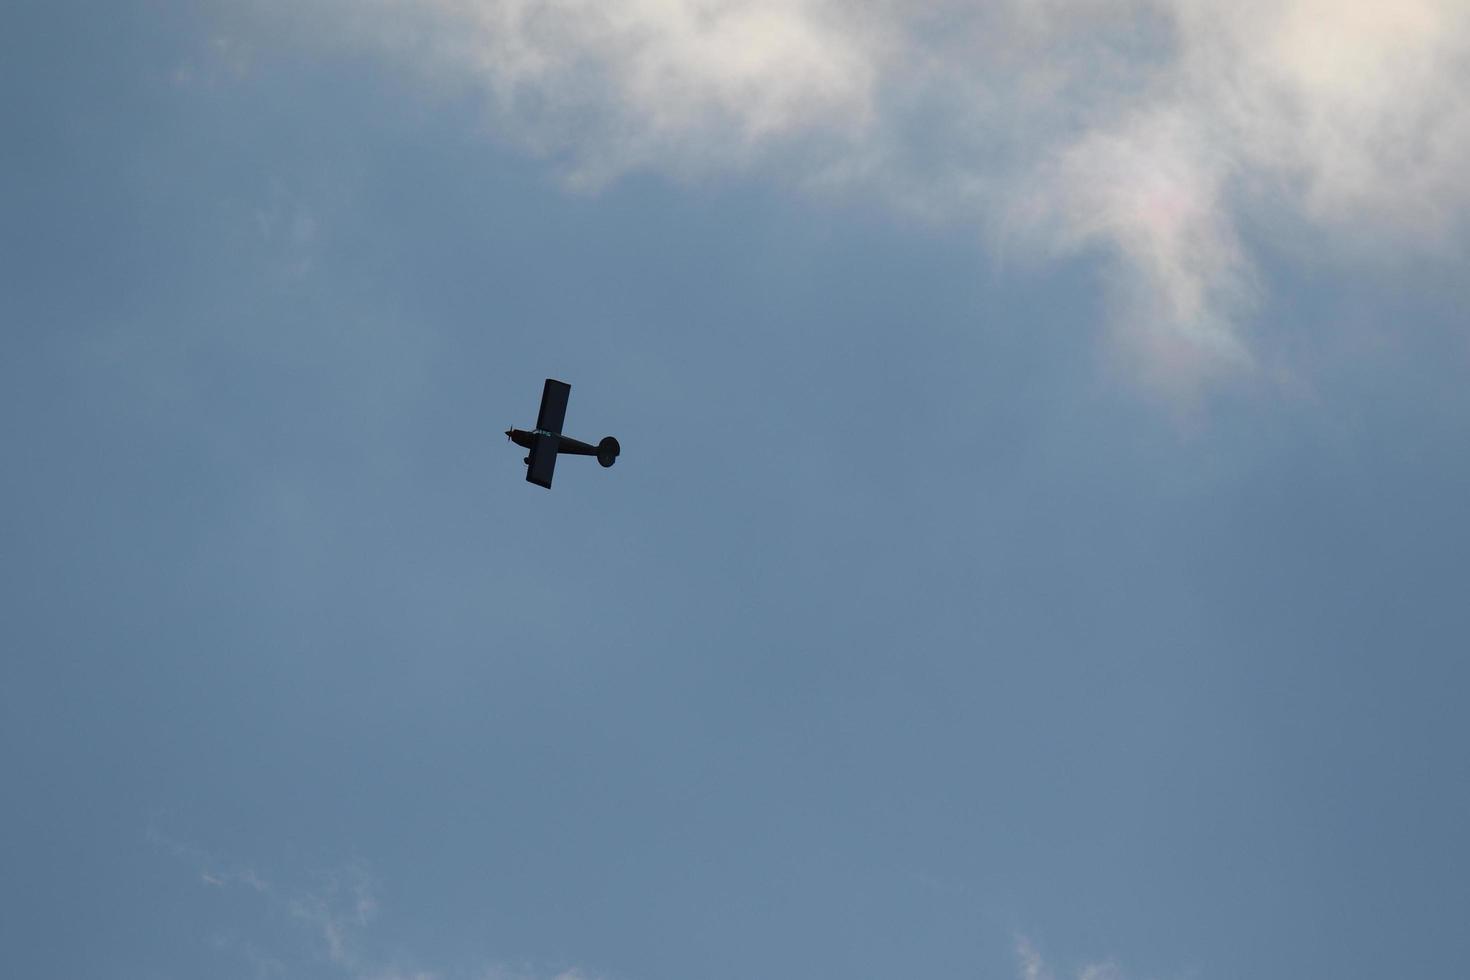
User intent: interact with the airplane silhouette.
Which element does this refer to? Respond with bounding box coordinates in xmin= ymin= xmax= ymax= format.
xmin=506 ymin=379 xmax=620 ymax=489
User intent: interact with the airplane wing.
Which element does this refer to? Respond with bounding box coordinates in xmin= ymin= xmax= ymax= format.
xmin=536 ymin=379 xmax=571 ymax=434
xmin=525 ymin=432 xmax=559 ymax=489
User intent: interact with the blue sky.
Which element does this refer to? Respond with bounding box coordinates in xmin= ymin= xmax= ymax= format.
xmin=4 ymin=2 xmax=1470 ymax=979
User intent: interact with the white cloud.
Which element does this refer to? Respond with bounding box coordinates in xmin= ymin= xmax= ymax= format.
xmin=288 ymin=864 xmax=382 ymax=971
xmin=1016 ymin=935 xmax=1127 ymax=980
xmin=260 ymin=0 xmax=1470 ymax=393
xmin=370 ymin=0 xmax=887 ymax=186
xmin=166 ymin=846 xmax=601 ymax=980
xmin=1018 ymin=935 xmax=1049 ymax=980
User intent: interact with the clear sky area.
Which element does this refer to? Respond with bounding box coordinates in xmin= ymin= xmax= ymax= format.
xmin=4 ymin=3 xmax=1469 ymax=979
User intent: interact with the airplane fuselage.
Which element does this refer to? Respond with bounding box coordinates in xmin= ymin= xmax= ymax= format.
xmin=505 ymin=428 xmax=599 ymax=457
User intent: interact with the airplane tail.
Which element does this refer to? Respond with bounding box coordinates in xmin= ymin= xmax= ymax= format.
xmin=597 ymin=436 xmax=620 ymax=468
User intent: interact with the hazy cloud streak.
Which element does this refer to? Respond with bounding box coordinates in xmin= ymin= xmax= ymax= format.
xmin=162 ymin=844 xmax=602 ymax=980
xmin=1016 ymin=935 xmax=1125 ymax=980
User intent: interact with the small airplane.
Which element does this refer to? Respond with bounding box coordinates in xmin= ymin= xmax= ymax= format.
xmin=506 ymin=378 xmax=620 ymax=489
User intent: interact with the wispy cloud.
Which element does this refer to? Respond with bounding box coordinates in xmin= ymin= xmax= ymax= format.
xmin=286 ymin=863 xmax=384 ymax=973
xmin=1016 ymin=935 xmax=1127 ymax=980
xmin=148 ymin=826 xmax=271 ymax=893
xmin=245 ymin=0 xmax=1470 ymax=393
xmin=158 ymin=839 xmax=1144 ymax=980
xmin=158 ymin=839 xmax=601 ymax=980
xmin=252 ymin=178 xmax=321 ymax=282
